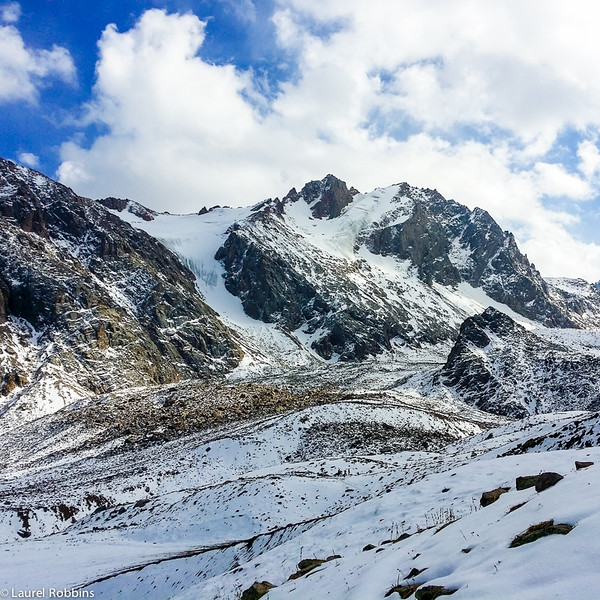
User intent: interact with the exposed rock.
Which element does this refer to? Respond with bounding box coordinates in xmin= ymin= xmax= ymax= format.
xmin=362 ymin=544 xmax=376 ymax=551
xmin=480 ymin=487 xmax=510 ymax=507
xmin=288 ymin=558 xmax=326 ymax=580
xmin=0 ymin=157 xmax=242 ymax=429
xmin=534 ymin=472 xmax=564 ymax=492
xmin=509 ymin=520 xmax=573 ymax=547
xmin=507 ymin=501 xmax=528 ymax=514
xmin=386 ymin=583 xmax=422 ymax=598
xmin=545 ymin=278 xmax=600 ymax=328
xmin=415 ymin=585 xmax=457 ymax=599
xmin=240 ymin=581 xmax=275 ymax=600
xmin=287 ymin=174 xmax=357 ymax=219
xmin=575 ymin=461 xmax=594 ymax=470
xmin=516 ymin=475 xmax=540 ymax=491
xmin=97 ymin=196 xmax=156 ymax=221
xmin=405 ymin=567 xmax=428 ymax=579
xmin=441 ymin=307 xmax=600 ymax=417
xmin=288 ymin=555 xmax=341 ymax=580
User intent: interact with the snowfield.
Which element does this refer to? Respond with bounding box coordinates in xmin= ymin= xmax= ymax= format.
xmin=0 ymin=402 xmax=598 ymax=599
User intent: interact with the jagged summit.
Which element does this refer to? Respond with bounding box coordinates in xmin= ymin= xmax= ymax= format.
xmin=283 ymin=174 xmax=359 ymax=219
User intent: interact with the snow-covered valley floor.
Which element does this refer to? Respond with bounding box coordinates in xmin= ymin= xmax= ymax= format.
xmin=0 ymin=394 xmax=598 ymax=599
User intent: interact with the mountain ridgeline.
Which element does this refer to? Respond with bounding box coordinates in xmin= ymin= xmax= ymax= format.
xmin=215 ymin=174 xmax=595 ymax=361
xmin=2 ymin=158 xmax=600 ymax=424
xmin=0 ymin=157 xmax=241 ymax=427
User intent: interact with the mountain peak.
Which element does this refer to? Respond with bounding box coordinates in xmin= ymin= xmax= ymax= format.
xmin=284 ymin=174 xmax=358 ymax=219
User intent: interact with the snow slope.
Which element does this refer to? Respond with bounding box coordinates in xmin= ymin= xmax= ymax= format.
xmin=0 ymin=403 xmax=598 ymax=599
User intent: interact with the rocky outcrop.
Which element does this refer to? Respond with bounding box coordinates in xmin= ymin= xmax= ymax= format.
xmin=215 ymin=224 xmax=328 ymax=331
xmin=0 ymin=157 xmax=241 ymax=428
xmin=96 ymin=196 xmax=156 ymax=221
xmin=545 ymin=277 xmax=600 ymax=327
xmin=366 ymin=184 xmax=571 ymax=326
xmin=441 ymin=307 xmax=600 ymax=417
xmin=284 ymin=174 xmax=357 ymax=219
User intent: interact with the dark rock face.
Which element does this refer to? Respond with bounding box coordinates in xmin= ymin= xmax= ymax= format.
xmin=285 ymin=174 xmax=357 ymax=219
xmin=96 ymin=197 xmax=156 ymax=221
xmin=441 ymin=307 xmax=600 ymax=417
xmin=215 ymin=225 xmax=328 ymax=331
xmin=0 ymin=157 xmax=241 ymax=421
xmin=368 ymin=196 xmax=461 ymax=286
xmin=367 ymin=185 xmax=570 ymax=326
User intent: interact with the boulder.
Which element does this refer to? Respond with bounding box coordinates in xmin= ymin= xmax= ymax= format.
xmin=480 ymin=486 xmax=510 ymax=507
xmin=515 ymin=475 xmax=539 ymax=490
xmin=509 ymin=520 xmax=573 ymax=548
xmin=240 ymin=581 xmax=275 ymax=600
xmin=415 ymin=585 xmax=457 ymax=599
xmin=534 ymin=472 xmax=563 ymax=492
xmin=516 ymin=472 xmax=563 ymax=492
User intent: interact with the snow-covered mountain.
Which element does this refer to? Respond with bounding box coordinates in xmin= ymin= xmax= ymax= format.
xmin=108 ymin=174 xmax=600 ymax=365
xmin=0 ymin=157 xmax=241 ymax=431
xmin=2 ymin=157 xmax=600 ymax=599
xmin=4 ymin=160 xmax=600 ymax=425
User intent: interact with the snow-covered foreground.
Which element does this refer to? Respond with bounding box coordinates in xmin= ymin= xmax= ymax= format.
xmin=0 ymin=402 xmax=598 ymax=599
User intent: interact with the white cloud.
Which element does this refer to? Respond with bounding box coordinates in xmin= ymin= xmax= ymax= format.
xmin=578 ymin=140 xmax=600 ymax=179
xmin=1 ymin=2 xmax=20 ymax=23
xmin=534 ymin=162 xmax=592 ymax=201
xmin=0 ymin=5 xmax=75 ymax=103
xmin=57 ymin=3 xmax=600 ymax=281
xmin=17 ymin=151 xmax=39 ymax=168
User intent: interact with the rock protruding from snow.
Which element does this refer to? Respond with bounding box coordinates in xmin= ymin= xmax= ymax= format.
xmin=285 ymin=174 xmax=358 ymax=219
xmin=441 ymin=307 xmax=600 ymax=417
xmin=97 ymin=196 xmax=156 ymax=222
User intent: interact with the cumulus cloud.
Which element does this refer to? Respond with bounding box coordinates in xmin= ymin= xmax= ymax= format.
xmin=17 ymin=151 xmax=40 ymax=168
xmin=0 ymin=3 xmax=75 ymax=103
xmin=57 ymin=2 xmax=600 ymax=280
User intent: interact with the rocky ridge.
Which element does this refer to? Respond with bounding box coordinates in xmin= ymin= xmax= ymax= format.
xmin=0 ymin=157 xmax=242 ymax=430
xmin=440 ymin=307 xmax=600 ymax=417
xmin=213 ymin=176 xmax=599 ymax=363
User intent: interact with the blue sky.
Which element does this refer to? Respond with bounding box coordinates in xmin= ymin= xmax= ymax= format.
xmin=3 ymin=0 xmax=600 ymax=280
